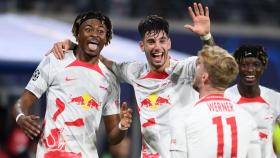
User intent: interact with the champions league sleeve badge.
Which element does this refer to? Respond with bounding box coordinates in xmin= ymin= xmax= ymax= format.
xmin=32 ymin=69 xmax=40 ymax=81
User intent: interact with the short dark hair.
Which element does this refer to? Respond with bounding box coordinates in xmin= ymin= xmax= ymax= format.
xmin=138 ymin=15 xmax=169 ymax=39
xmin=72 ymin=11 xmax=113 ymax=45
xmin=233 ymin=44 xmax=268 ymax=66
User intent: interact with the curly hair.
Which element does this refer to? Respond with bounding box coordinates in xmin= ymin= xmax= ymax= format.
xmin=138 ymin=15 xmax=169 ymax=39
xmin=72 ymin=11 xmax=113 ymax=45
xmin=233 ymin=44 xmax=268 ymax=66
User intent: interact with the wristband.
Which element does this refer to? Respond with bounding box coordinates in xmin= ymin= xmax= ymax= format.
xmin=200 ymin=33 xmax=212 ymax=40
xmin=16 ymin=113 xmax=25 ymax=123
xmin=118 ymin=122 xmax=128 ymax=131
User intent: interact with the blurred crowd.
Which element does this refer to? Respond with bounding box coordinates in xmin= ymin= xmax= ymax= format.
xmin=0 ymin=0 xmax=280 ymax=25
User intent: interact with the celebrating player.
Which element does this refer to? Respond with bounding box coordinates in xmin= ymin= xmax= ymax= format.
xmin=225 ymin=45 xmax=280 ymax=158
xmin=170 ymin=45 xmax=261 ymax=158
xmin=13 ymin=11 xmax=132 ymax=158
xmin=50 ymin=3 xmax=214 ymax=157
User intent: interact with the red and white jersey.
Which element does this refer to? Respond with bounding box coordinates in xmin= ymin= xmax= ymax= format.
xmin=112 ymin=57 xmax=199 ymax=158
xmin=170 ymin=94 xmax=261 ymax=158
xmin=225 ymin=85 xmax=280 ymax=158
xmin=26 ymin=51 xmax=120 ymax=158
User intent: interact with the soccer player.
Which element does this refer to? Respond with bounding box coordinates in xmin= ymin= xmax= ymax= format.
xmin=12 ymin=11 xmax=132 ymax=158
xmin=51 ymin=3 xmax=214 ymax=157
xmin=224 ymin=45 xmax=280 ymax=158
xmin=170 ymin=45 xmax=261 ymax=158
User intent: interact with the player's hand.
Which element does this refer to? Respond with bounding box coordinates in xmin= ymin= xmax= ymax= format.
xmin=185 ymin=3 xmax=210 ymax=36
xmin=17 ymin=114 xmax=41 ymax=140
xmin=45 ymin=39 xmax=72 ymax=60
xmin=119 ymin=102 xmax=133 ymax=129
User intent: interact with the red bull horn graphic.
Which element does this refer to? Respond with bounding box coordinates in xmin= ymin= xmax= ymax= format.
xmin=71 ymin=94 xmax=100 ymax=110
xmin=140 ymin=93 xmax=170 ymax=110
xmin=42 ymin=128 xmax=82 ymax=158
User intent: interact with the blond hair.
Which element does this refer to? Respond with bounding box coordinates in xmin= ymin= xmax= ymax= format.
xmin=198 ymin=45 xmax=238 ymax=89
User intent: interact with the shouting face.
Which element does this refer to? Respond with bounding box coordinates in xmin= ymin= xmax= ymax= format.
xmin=77 ymin=19 xmax=107 ymax=58
xmin=140 ymin=30 xmax=171 ymax=72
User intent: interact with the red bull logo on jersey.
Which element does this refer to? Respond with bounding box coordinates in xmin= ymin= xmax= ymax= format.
xmin=43 ymin=128 xmax=82 ymax=158
xmin=71 ymin=94 xmax=100 ymax=110
xmin=140 ymin=93 xmax=170 ymax=110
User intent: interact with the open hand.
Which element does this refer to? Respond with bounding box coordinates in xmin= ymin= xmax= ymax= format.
xmin=17 ymin=114 xmax=41 ymax=140
xmin=119 ymin=102 xmax=133 ymax=129
xmin=185 ymin=3 xmax=210 ymax=36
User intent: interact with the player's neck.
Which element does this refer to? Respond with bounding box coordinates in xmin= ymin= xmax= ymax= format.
xmin=149 ymin=59 xmax=170 ymax=73
xmin=75 ymin=48 xmax=99 ymax=64
xmin=199 ymin=87 xmax=224 ymax=98
xmin=237 ymin=83 xmax=260 ymax=98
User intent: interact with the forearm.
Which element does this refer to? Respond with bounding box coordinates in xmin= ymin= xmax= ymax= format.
xmin=13 ymin=90 xmax=37 ymax=119
xmin=107 ymin=124 xmax=127 ymax=145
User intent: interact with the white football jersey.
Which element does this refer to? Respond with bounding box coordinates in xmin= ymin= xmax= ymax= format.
xmin=170 ymin=94 xmax=261 ymax=158
xmin=112 ymin=57 xmax=199 ymax=158
xmin=26 ymin=51 xmax=120 ymax=158
xmin=225 ymin=85 xmax=280 ymax=158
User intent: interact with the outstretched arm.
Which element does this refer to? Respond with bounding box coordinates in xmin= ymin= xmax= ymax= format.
xmin=103 ymin=102 xmax=133 ymax=145
xmin=186 ymin=3 xmax=215 ymax=45
xmin=13 ymin=90 xmax=41 ymax=140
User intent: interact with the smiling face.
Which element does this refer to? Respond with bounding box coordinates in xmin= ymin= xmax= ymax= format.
xmin=76 ymin=18 xmax=107 ymax=58
xmin=140 ymin=30 xmax=171 ymax=72
xmin=238 ymin=57 xmax=264 ymax=87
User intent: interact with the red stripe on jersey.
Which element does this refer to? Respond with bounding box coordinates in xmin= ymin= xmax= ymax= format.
xmin=66 ymin=60 xmax=104 ymax=77
xmin=52 ymin=98 xmax=65 ymax=121
xmin=142 ymin=118 xmax=156 ymax=127
xmin=44 ymin=150 xmax=82 ymax=158
xmin=194 ymin=94 xmax=230 ymax=107
xmin=65 ymin=118 xmax=84 ymax=127
xmin=237 ymin=96 xmax=268 ymax=104
xmin=141 ymin=71 xmax=169 ymax=79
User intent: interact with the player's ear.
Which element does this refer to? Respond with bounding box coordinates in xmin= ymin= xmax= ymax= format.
xmin=167 ymin=37 xmax=171 ymax=50
xmin=202 ymin=72 xmax=209 ymax=83
xmin=76 ymin=33 xmax=80 ymax=42
xmin=139 ymin=41 xmax=145 ymax=52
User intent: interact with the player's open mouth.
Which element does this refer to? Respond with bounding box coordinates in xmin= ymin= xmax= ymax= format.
xmin=152 ymin=53 xmax=163 ymax=63
xmin=244 ymin=75 xmax=256 ymax=82
xmin=88 ymin=40 xmax=98 ymax=51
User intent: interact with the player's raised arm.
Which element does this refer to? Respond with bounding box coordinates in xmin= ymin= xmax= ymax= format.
xmin=185 ymin=3 xmax=215 ymax=46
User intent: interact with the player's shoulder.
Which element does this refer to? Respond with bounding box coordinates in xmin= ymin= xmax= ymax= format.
xmin=260 ymin=85 xmax=280 ymax=96
xmin=173 ymin=56 xmax=197 ymax=66
xmin=224 ymin=85 xmax=240 ymax=101
xmin=45 ymin=51 xmax=75 ymax=65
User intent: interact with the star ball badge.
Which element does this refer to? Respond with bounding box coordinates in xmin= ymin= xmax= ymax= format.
xmin=32 ymin=69 xmax=40 ymax=81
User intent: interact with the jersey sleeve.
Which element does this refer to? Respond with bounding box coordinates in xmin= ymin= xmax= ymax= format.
xmin=102 ymin=76 xmax=120 ymax=116
xmin=176 ymin=56 xmax=197 ymax=83
xmin=112 ymin=61 xmax=142 ymax=85
xmin=25 ymin=56 xmax=52 ymax=98
xmin=112 ymin=61 xmax=131 ymax=84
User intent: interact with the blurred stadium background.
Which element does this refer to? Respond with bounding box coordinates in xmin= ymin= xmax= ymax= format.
xmin=0 ymin=0 xmax=280 ymax=158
